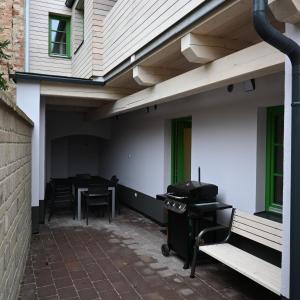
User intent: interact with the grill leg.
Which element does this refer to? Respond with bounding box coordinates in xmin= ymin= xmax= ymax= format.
xmin=190 ymin=241 xmax=199 ymax=278
xmin=183 ymin=260 xmax=189 ymax=269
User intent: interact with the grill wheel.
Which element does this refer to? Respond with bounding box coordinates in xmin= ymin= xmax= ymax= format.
xmin=161 ymin=244 xmax=170 ymax=257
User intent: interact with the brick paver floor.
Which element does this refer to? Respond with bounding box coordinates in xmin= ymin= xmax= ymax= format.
xmin=19 ymin=208 xmax=281 ymax=300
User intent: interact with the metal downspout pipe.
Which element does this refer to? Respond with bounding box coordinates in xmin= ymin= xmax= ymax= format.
xmin=25 ymin=0 xmax=30 ymax=72
xmin=253 ymin=1 xmax=300 ymax=299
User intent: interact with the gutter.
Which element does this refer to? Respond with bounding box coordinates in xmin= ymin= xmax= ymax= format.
xmin=11 ymin=72 xmax=105 ymax=86
xmin=16 ymin=0 xmax=226 ymax=85
xmin=25 ymin=0 xmax=30 ymax=72
xmin=253 ymin=1 xmax=300 ymax=299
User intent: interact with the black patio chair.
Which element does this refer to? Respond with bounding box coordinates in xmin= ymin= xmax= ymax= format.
xmin=48 ymin=179 xmax=75 ymax=222
xmin=109 ymin=175 xmax=120 ymax=215
xmin=83 ymin=183 xmax=111 ymax=225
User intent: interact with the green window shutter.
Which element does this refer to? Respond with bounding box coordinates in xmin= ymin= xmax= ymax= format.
xmin=265 ymin=106 xmax=284 ymax=213
xmin=49 ymin=14 xmax=71 ymax=58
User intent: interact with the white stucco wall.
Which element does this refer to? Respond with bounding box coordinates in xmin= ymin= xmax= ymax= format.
xmin=51 ymin=135 xmax=105 ymax=178
xmin=99 ymin=73 xmax=284 ymax=215
xmin=100 ymin=117 xmax=167 ymax=197
xmin=46 ymin=110 xmax=112 ymax=180
xmin=16 ymin=82 xmax=42 ymax=207
xmin=47 ymin=110 xmax=112 ymax=141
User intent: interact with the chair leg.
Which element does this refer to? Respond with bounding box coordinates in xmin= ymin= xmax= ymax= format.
xmin=48 ymin=212 xmax=52 ymax=222
xmin=48 ymin=206 xmax=54 ymax=222
xmin=107 ymin=205 xmax=111 ymax=223
xmin=86 ymin=205 xmax=89 ymax=226
xmin=190 ymin=241 xmax=199 ymax=278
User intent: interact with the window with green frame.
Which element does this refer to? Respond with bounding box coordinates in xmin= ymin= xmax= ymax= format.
xmin=49 ymin=14 xmax=71 ymax=58
xmin=265 ymin=106 xmax=284 ymax=213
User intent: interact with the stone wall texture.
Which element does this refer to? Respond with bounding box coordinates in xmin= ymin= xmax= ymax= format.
xmin=0 ymin=98 xmax=32 ymax=300
xmin=0 ymin=0 xmax=24 ymax=105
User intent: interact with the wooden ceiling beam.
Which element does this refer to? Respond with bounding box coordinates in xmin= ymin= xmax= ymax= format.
xmin=268 ymin=0 xmax=300 ymax=24
xmin=181 ymin=33 xmax=250 ymax=64
xmin=133 ymin=65 xmax=180 ymax=86
xmin=90 ymin=42 xmax=284 ymax=120
xmin=41 ymin=82 xmax=132 ymax=101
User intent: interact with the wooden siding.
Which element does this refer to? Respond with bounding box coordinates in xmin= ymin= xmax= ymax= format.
xmin=102 ymin=0 xmax=206 ymax=73
xmin=29 ymin=0 xmax=220 ymax=78
xmin=72 ymin=2 xmax=84 ymax=52
xmin=71 ymin=0 xmax=116 ymax=78
xmin=29 ymin=0 xmax=72 ymax=76
xmin=71 ymin=0 xmax=93 ymax=78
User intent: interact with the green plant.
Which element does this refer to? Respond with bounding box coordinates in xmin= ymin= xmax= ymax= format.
xmin=0 ymin=39 xmax=11 ymax=91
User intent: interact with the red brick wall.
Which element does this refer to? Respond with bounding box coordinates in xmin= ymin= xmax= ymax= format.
xmin=0 ymin=0 xmax=24 ymax=104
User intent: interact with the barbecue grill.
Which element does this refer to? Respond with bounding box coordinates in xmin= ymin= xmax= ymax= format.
xmin=158 ymin=180 xmax=218 ymax=269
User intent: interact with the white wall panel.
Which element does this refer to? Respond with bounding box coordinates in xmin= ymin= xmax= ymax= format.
xmin=99 ymin=73 xmax=284 ymax=209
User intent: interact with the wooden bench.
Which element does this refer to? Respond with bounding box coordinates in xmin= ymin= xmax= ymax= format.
xmin=190 ymin=209 xmax=282 ymax=295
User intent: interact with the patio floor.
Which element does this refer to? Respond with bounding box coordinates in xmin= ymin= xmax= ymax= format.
xmin=19 ymin=208 xmax=281 ymax=300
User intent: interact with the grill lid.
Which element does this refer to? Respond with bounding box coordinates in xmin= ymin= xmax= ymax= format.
xmin=167 ymin=181 xmax=218 ymax=201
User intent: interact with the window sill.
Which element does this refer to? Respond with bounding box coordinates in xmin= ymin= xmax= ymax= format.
xmin=49 ymin=54 xmax=71 ymax=59
xmin=254 ymin=211 xmax=282 ymax=223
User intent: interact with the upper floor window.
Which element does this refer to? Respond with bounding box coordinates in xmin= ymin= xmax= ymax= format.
xmin=49 ymin=15 xmax=71 ymax=58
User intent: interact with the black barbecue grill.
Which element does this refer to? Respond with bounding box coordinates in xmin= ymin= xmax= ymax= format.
xmin=158 ymin=180 xmax=220 ymax=269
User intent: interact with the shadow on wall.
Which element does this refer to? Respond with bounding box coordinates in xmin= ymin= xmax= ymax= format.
xmin=50 ymin=135 xmax=108 ymax=178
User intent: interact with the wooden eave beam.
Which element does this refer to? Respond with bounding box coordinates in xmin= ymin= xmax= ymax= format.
xmin=133 ymin=65 xmax=180 ymax=86
xmin=90 ymin=42 xmax=284 ymax=120
xmin=181 ymin=33 xmax=250 ymax=64
xmin=269 ymin=0 xmax=300 ymax=24
xmin=40 ymin=82 xmax=132 ymax=101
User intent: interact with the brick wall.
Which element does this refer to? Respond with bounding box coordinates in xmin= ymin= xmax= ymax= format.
xmin=0 ymin=96 xmax=32 ymax=300
xmin=0 ymin=0 xmax=33 ymax=298
xmin=0 ymin=0 xmax=24 ymax=105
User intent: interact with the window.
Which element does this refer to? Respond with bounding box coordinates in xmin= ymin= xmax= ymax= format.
xmin=265 ymin=106 xmax=284 ymax=214
xmin=49 ymin=15 xmax=71 ymax=58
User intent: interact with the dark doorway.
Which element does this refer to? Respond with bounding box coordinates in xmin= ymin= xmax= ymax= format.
xmin=171 ymin=117 xmax=192 ymax=184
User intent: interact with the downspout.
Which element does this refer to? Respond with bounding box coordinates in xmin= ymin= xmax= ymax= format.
xmin=253 ymin=1 xmax=300 ymax=299
xmin=24 ymin=0 xmax=30 ymax=72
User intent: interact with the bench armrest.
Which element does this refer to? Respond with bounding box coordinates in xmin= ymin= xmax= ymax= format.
xmin=195 ymin=225 xmax=229 ymax=246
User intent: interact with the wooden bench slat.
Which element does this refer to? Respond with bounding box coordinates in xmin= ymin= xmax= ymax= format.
xmin=233 ymin=215 xmax=282 ymax=238
xmin=231 ymin=226 xmax=282 ymax=251
xmin=235 ymin=210 xmax=282 ymax=230
xmin=232 ymin=221 xmax=282 ymax=245
xmin=199 ymin=243 xmax=281 ymax=295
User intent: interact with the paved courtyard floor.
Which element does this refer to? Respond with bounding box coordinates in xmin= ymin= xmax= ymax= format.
xmin=19 ymin=208 xmax=281 ymax=300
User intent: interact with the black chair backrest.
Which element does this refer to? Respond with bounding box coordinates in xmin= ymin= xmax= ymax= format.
xmin=51 ymin=178 xmax=72 ymax=190
xmin=76 ymin=174 xmax=91 ymax=180
xmin=109 ymin=175 xmax=119 ymax=187
xmin=88 ymin=183 xmax=108 ymax=194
